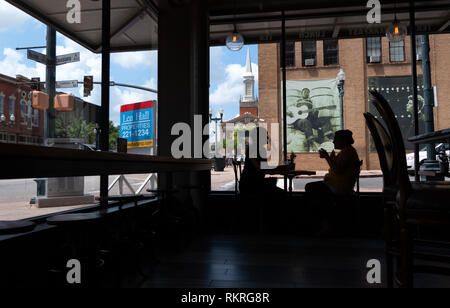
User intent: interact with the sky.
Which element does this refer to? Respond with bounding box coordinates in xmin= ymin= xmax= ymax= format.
xmin=0 ymin=0 xmax=258 ymax=131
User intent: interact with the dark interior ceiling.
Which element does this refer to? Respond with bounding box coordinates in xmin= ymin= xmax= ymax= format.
xmin=5 ymin=0 xmax=450 ymax=52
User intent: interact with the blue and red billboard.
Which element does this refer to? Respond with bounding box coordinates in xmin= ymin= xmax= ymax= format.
xmin=120 ymin=100 xmax=154 ymax=149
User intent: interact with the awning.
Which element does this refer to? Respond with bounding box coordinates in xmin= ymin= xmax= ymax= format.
xmin=5 ymin=0 xmax=158 ymax=53
xmin=5 ymin=0 xmax=450 ymax=52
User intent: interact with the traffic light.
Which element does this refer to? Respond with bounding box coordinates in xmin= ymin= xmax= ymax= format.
xmin=84 ymin=75 xmax=93 ymax=97
xmin=31 ymin=77 xmax=40 ymax=91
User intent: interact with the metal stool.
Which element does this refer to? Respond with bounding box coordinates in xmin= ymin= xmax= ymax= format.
xmin=46 ymin=213 xmax=105 ymax=287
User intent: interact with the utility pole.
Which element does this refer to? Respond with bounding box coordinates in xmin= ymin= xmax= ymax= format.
xmin=420 ymin=34 xmax=440 ymax=180
xmin=45 ymin=26 xmax=56 ymax=141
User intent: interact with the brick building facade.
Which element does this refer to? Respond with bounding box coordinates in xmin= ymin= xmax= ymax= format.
xmin=258 ymin=34 xmax=450 ymax=170
xmin=0 ymin=73 xmax=100 ymax=146
xmin=0 ymin=74 xmax=44 ymax=145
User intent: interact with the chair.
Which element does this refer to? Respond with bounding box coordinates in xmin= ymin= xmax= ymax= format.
xmin=46 ymin=212 xmax=105 ymax=287
xmin=369 ymin=90 xmax=450 ymax=288
xmin=230 ymin=158 xmax=267 ymax=233
xmin=364 ymin=112 xmax=399 ymax=287
xmin=331 ymin=159 xmax=364 ymax=230
xmin=231 ymin=159 xmax=242 ymax=195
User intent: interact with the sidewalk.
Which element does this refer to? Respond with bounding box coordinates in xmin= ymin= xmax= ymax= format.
xmin=211 ymin=167 xmax=383 ymax=190
xmin=267 ymin=170 xmax=383 ymax=179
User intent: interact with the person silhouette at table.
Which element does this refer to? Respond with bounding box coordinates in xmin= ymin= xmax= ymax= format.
xmin=239 ymin=127 xmax=288 ymax=231
xmin=239 ymin=126 xmax=286 ymax=194
xmin=305 ymin=129 xmax=360 ymax=236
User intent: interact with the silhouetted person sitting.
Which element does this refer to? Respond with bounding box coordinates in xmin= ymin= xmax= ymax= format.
xmin=239 ymin=127 xmax=286 ymax=195
xmin=305 ymin=130 xmax=360 ymax=236
xmin=239 ymin=127 xmax=288 ymax=232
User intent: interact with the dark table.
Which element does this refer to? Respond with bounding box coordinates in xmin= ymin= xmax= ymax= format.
xmin=408 ymin=128 xmax=450 ymax=145
xmin=265 ymin=168 xmax=316 ymax=193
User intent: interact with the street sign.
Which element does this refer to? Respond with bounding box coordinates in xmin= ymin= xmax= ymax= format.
xmin=56 ymin=52 xmax=80 ymax=65
xmin=55 ymin=80 xmax=78 ymax=88
xmin=120 ymin=101 xmax=154 ymax=149
xmin=27 ymin=49 xmax=47 ymax=65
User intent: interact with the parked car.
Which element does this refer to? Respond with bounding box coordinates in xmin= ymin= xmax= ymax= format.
xmin=406 ymin=143 xmax=450 ymax=173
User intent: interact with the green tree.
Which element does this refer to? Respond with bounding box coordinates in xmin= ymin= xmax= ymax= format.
xmin=55 ymin=116 xmax=95 ymax=144
xmin=109 ymin=121 xmax=120 ymax=151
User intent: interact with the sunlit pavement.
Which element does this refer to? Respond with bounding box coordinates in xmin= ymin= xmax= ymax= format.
xmin=0 ymin=168 xmax=387 ymax=220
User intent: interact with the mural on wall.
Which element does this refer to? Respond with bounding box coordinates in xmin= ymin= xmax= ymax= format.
xmin=285 ymin=79 xmax=342 ymax=153
xmin=368 ymin=76 xmax=425 ymax=152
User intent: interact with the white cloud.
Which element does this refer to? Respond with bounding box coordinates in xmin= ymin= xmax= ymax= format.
xmin=111 ymin=51 xmax=157 ymax=69
xmin=0 ymin=0 xmax=31 ymax=32
xmin=0 ymin=33 xmax=158 ymax=126
xmin=0 ymin=48 xmax=45 ymax=78
xmin=210 ymin=47 xmax=226 ymax=85
xmin=209 ymin=62 xmax=258 ymax=107
xmin=110 ymin=79 xmax=157 ymax=125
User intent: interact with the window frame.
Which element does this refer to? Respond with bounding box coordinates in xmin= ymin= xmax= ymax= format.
xmin=366 ymin=37 xmax=382 ymax=63
xmin=416 ymin=35 xmax=424 ymax=61
xmin=0 ymin=92 xmax=5 ymax=115
xmin=9 ymin=95 xmax=16 ymax=118
xmin=323 ymin=39 xmax=339 ymax=66
xmin=301 ymin=41 xmax=317 ymax=67
xmin=285 ymin=41 xmax=296 ymax=67
xmin=389 ymin=40 xmax=405 ymax=62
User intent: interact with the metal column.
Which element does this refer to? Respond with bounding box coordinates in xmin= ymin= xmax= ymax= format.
xmin=100 ymin=0 xmax=111 ymax=204
xmin=409 ymin=0 xmax=420 ymax=182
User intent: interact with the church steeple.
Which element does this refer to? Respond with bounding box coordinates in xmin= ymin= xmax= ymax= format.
xmin=240 ymin=47 xmax=258 ymax=117
xmin=242 ymin=48 xmax=255 ymax=103
xmin=245 ymin=47 xmax=252 ymax=75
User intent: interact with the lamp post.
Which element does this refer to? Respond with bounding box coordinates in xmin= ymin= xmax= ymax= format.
xmin=0 ymin=113 xmax=16 ymax=143
xmin=336 ymin=69 xmax=346 ymax=129
xmin=209 ymin=108 xmax=224 ymax=157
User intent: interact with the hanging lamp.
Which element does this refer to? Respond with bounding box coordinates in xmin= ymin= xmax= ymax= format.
xmin=226 ymin=24 xmax=244 ymax=51
xmin=386 ymin=2 xmax=407 ymax=42
xmin=226 ymin=0 xmax=244 ymax=51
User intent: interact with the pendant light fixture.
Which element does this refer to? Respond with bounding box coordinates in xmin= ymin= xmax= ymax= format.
xmin=226 ymin=0 xmax=244 ymax=51
xmin=386 ymin=1 xmax=407 ymax=42
xmin=226 ymin=25 xmax=244 ymax=51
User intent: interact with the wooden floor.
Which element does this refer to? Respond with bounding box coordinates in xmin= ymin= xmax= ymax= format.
xmin=135 ymin=234 xmax=450 ymax=288
xmin=136 ymin=235 xmax=387 ymax=288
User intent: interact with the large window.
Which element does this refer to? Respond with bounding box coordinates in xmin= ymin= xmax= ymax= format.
xmin=416 ymin=35 xmax=424 ymax=60
xmin=285 ymin=41 xmax=296 ymax=67
xmin=0 ymin=92 xmax=4 ymax=115
xmin=323 ymin=40 xmax=339 ymax=66
xmin=390 ymin=40 xmax=405 ymax=62
xmin=302 ymin=41 xmax=316 ymax=67
xmin=9 ymin=95 xmax=15 ymax=118
xmin=367 ymin=37 xmax=382 ymax=63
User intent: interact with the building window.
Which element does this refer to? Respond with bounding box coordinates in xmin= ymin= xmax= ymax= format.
xmin=390 ymin=40 xmax=405 ymax=62
xmin=9 ymin=134 xmax=16 ymax=143
xmin=280 ymin=42 xmax=296 ymax=67
xmin=18 ymin=135 xmax=27 ymax=144
xmin=9 ymin=95 xmax=15 ymax=118
xmin=32 ymin=109 xmax=39 ymax=127
xmin=20 ymin=99 xmax=27 ymax=125
xmin=0 ymin=92 xmax=5 ymax=115
xmin=367 ymin=37 xmax=382 ymax=63
xmin=323 ymin=40 xmax=339 ymax=65
xmin=286 ymin=42 xmax=295 ymax=67
xmin=416 ymin=35 xmax=424 ymax=60
xmin=302 ymin=41 xmax=316 ymax=66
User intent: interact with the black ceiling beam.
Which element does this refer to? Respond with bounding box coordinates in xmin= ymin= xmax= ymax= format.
xmin=207 ymin=0 xmax=445 ymax=17
xmin=210 ymin=3 xmax=450 ymax=25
